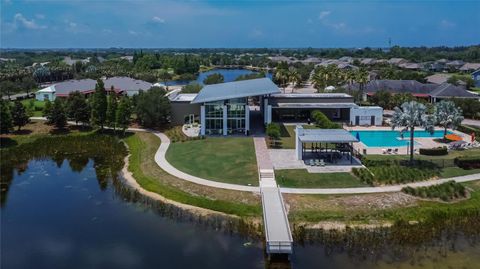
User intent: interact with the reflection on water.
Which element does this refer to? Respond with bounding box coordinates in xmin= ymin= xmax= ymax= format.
xmin=1 ymin=135 xmax=479 ymax=269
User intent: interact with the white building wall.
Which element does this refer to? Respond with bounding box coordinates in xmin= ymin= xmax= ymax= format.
xmin=200 ymin=105 xmax=206 ymax=136
xmin=350 ymin=106 xmax=383 ymax=126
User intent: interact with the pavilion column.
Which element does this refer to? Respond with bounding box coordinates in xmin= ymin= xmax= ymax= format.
xmin=223 ymin=105 xmax=227 ymax=136
xmin=200 ymin=105 xmax=206 ymax=136
xmin=245 ymin=105 xmax=250 ymax=135
xmin=295 ymin=125 xmax=304 ymax=160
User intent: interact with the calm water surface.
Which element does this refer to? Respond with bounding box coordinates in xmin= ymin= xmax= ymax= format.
xmin=1 ymin=155 xmax=479 ymax=268
xmin=164 ymin=68 xmax=272 ymax=86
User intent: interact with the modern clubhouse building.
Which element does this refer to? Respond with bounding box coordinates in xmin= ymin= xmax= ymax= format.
xmin=169 ymin=78 xmax=383 ymax=135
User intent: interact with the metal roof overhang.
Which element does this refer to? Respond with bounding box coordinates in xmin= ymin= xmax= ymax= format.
xmin=298 ymin=129 xmax=359 ymax=143
xmin=274 ymin=103 xmax=358 ymax=109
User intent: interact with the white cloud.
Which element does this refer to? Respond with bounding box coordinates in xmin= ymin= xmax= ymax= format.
xmin=440 ymin=19 xmax=455 ymax=29
xmin=318 ymin=11 xmax=331 ymax=20
xmin=249 ymin=28 xmax=263 ymax=38
xmin=128 ymin=30 xmax=138 ymax=35
xmin=102 ymin=28 xmax=112 ymax=34
xmin=13 ymin=13 xmax=47 ymax=30
xmin=35 ymin=14 xmax=45 ymax=19
xmin=152 ymin=16 xmax=165 ymax=23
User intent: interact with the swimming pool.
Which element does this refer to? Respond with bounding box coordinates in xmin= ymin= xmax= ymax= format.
xmin=350 ymin=130 xmax=449 ymax=147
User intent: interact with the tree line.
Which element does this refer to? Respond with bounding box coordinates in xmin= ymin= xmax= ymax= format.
xmin=0 ymin=79 xmax=172 ymax=134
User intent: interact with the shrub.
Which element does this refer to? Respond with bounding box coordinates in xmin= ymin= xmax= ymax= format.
xmin=359 ymin=157 xmax=441 ymax=185
xmin=457 ymin=125 xmax=480 ymax=142
xmin=402 ymin=181 xmax=467 ymax=202
xmin=310 ymin=110 xmax=340 ymax=129
xmin=165 ymin=126 xmax=203 ymax=143
xmin=419 ymin=147 xmax=448 ymax=156
xmin=352 ymin=167 xmax=374 ymax=185
xmin=454 ymin=156 xmax=480 ymax=169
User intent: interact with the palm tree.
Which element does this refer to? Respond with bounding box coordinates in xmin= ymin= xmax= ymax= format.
xmin=288 ymin=67 xmax=302 ymax=93
xmin=274 ymin=68 xmax=289 ymax=92
xmin=355 ymin=68 xmax=369 ymax=101
xmin=434 ymin=101 xmax=464 ymax=136
xmin=391 ymin=101 xmax=435 ymax=163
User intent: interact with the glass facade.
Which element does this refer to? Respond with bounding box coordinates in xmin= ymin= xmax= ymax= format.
xmin=204 ymin=98 xmax=247 ymax=135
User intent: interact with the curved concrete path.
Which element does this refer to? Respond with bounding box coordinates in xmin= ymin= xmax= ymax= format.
xmin=153 ymin=132 xmax=480 ymax=195
xmin=280 ymin=173 xmax=480 ymax=194
xmin=154 ymin=133 xmax=260 ymax=192
xmin=28 ymin=117 xmax=480 ymax=195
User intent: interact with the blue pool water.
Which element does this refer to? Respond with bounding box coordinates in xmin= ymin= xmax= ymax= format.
xmin=350 ymin=130 xmax=449 ymax=147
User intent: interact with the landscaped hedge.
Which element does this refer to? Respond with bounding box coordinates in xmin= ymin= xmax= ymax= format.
xmin=454 ymin=156 xmax=480 ymax=169
xmin=402 ymin=181 xmax=467 ymax=202
xmin=352 ymin=168 xmax=374 ymax=185
xmin=457 ymin=125 xmax=480 ymax=142
xmin=357 ymin=158 xmax=441 ymax=185
xmin=419 ymin=147 xmax=448 ymax=156
xmin=165 ymin=126 xmax=204 ymax=143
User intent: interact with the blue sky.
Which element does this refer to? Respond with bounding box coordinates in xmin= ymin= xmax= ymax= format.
xmin=1 ymin=0 xmax=479 ymax=48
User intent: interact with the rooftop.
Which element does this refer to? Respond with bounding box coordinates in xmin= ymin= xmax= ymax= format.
xmin=191 ymin=78 xmax=281 ymax=104
xmin=271 ymin=93 xmax=352 ymax=98
xmin=298 ymin=128 xmax=359 ymax=143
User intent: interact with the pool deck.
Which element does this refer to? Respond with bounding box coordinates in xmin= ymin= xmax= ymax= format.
xmin=345 ymin=126 xmax=471 ymax=155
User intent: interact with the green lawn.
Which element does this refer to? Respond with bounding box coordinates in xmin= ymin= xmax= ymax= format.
xmin=440 ymin=167 xmax=480 ymax=178
xmin=166 ymin=137 xmax=259 ymax=186
xmin=271 ymin=124 xmax=320 ymax=149
xmin=276 ymin=169 xmax=368 ymax=188
xmin=21 ymin=99 xmax=45 ymax=117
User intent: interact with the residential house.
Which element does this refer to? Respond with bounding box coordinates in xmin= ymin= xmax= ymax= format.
xmin=472 ymin=69 xmax=480 ymax=87
xmin=347 ymin=79 xmax=479 ymax=103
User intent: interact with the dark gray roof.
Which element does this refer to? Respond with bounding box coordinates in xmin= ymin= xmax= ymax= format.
xmin=347 ymin=80 xmax=478 ymax=99
xmin=49 ymin=77 xmax=151 ymax=96
xmin=298 ymin=129 xmax=359 ymax=143
xmin=104 ymin=77 xmax=152 ymax=92
xmin=191 ymin=78 xmax=280 ymax=104
xmin=348 ymin=80 xmax=436 ymax=95
xmin=54 ymin=79 xmax=97 ymax=96
xmin=430 ymin=83 xmax=479 ymax=98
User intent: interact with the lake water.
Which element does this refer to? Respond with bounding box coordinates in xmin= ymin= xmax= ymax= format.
xmin=1 ymin=138 xmax=479 ymax=269
xmin=164 ymin=68 xmax=273 ymax=86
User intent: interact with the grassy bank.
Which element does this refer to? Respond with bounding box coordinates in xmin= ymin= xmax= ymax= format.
xmin=166 ymin=137 xmax=258 ymax=186
xmin=124 ymin=133 xmax=261 ymax=217
xmin=276 ymin=169 xmax=368 ymax=188
xmin=287 ymin=180 xmax=480 ymax=224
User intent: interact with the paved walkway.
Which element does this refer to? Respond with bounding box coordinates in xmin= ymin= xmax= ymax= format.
xmin=27 ymin=117 xmax=480 ymax=195
xmin=254 ymin=137 xmax=293 ymax=255
xmin=463 ymin=119 xmax=480 ymax=128
xmin=154 ymin=133 xmax=259 ymax=192
xmin=281 ymin=173 xmax=480 ymax=194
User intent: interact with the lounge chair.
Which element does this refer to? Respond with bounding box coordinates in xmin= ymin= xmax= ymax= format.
xmin=382 ymin=149 xmax=387 ymax=154
xmin=386 ymin=148 xmax=392 ymax=154
xmin=308 ymin=159 xmax=315 ymax=166
xmin=393 ymin=148 xmax=399 ymax=154
xmin=319 ymin=159 xmax=325 ymax=166
xmin=315 ymin=159 xmax=320 ymax=166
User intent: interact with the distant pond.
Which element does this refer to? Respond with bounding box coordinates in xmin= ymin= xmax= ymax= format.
xmin=163 ymin=68 xmax=273 ymax=86
xmin=1 ymin=134 xmax=480 ymax=269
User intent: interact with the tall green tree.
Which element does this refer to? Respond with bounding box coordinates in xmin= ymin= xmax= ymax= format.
xmin=181 ymin=82 xmax=203 ymax=93
xmin=434 ymin=101 xmax=464 ymax=136
xmin=203 ymin=73 xmax=224 ymax=85
xmin=49 ymin=99 xmax=67 ymax=129
xmin=11 ymin=101 xmax=30 ymax=131
xmin=135 ymin=87 xmax=171 ymax=128
xmin=0 ymin=100 xmax=13 ymax=134
xmin=116 ymin=96 xmax=132 ymax=135
xmin=90 ymin=79 xmax=107 ymax=130
xmin=106 ymin=91 xmax=118 ymax=130
xmin=391 ymin=101 xmax=435 ymax=163
xmin=0 ymin=81 xmax=19 ymax=100
xmin=43 ymin=99 xmax=53 ymax=120
xmin=66 ymin=91 xmax=90 ymax=125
